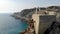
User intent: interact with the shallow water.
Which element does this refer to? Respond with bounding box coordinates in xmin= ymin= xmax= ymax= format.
xmin=0 ymin=13 xmax=28 ymax=34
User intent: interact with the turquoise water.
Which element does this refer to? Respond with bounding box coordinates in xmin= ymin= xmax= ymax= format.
xmin=0 ymin=13 xmax=28 ymax=34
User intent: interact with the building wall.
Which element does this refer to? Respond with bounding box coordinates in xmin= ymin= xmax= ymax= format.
xmin=32 ymin=14 xmax=40 ymax=34
xmin=38 ymin=15 xmax=56 ymax=34
xmin=56 ymin=12 xmax=60 ymax=22
xmin=32 ymin=14 xmax=56 ymax=34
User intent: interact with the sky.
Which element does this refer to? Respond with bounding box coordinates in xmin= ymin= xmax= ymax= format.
xmin=0 ymin=0 xmax=60 ymax=13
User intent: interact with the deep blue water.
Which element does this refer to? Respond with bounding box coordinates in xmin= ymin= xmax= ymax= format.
xmin=0 ymin=13 xmax=28 ymax=34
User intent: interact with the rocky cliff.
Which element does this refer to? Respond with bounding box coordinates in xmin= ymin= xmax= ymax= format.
xmin=12 ymin=8 xmax=41 ymax=19
xmin=12 ymin=6 xmax=60 ymax=20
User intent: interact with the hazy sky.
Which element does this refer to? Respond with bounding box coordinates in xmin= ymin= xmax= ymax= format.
xmin=0 ymin=0 xmax=60 ymax=13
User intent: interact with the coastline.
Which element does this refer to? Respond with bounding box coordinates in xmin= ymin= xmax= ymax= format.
xmin=20 ymin=19 xmax=35 ymax=34
xmin=11 ymin=15 xmax=35 ymax=34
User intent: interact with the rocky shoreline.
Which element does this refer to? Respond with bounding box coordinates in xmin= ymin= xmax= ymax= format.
xmin=11 ymin=15 xmax=36 ymax=34
xmin=20 ymin=19 xmax=35 ymax=34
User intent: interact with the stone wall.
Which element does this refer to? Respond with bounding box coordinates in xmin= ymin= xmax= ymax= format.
xmin=38 ymin=15 xmax=56 ymax=34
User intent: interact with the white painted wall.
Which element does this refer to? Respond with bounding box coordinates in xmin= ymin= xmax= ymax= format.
xmin=32 ymin=14 xmax=40 ymax=34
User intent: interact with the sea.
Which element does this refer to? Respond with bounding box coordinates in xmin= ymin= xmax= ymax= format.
xmin=0 ymin=13 xmax=28 ymax=34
